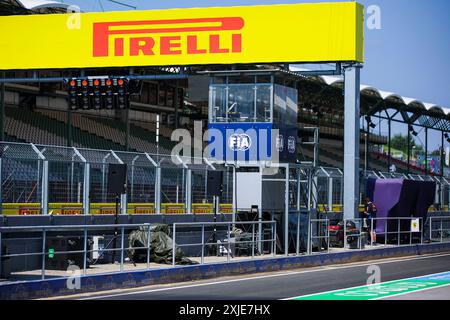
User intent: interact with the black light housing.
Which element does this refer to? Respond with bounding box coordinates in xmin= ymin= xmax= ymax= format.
xmin=66 ymin=77 xmax=131 ymax=110
xmin=365 ymin=116 xmax=377 ymax=129
xmin=409 ymin=125 xmax=418 ymax=137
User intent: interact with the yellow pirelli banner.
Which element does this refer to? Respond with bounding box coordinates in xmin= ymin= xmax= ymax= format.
xmin=0 ymin=2 xmax=364 ymax=70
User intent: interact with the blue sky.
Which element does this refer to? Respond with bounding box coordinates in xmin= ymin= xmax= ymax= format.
xmin=68 ymin=0 xmax=449 ymax=151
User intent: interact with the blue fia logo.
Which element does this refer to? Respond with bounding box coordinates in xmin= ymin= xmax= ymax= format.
xmin=229 ymin=133 xmax=251 ymax=151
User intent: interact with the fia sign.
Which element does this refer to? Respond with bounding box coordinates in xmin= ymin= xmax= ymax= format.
xmin=229 ymin=133 xmax=251 ymax=151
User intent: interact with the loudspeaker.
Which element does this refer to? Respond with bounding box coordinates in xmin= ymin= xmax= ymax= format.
xmin=207 ymin=171 xmax=223 ymax=196
xmin=107 ymin=164 xmax=127 ymax=194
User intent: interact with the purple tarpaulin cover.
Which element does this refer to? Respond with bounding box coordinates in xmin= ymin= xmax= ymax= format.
xmin=372 ymin=179 xmax=404 ymax=235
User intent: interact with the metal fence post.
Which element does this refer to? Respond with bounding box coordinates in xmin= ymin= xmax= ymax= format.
xmin=201 ymin=224 xmax=205 ymax=264
xmin=272 ymin=222 xmax=276 ymax=257
xmin=344 ymin=219 xmax=347 ymax=249
xmin=41 ymin=228 xmax=46 ymax=280
xmin=146 ymin=224 xmax=151 ymax=270
xmin=307 ymin=217 xmax=312 ymax=254
xmin=441 ymin=219 xmax=443 ymax=243
xmin=172 ymin=224 xmax=176 ymax=266
xmin=296 ymin=212 xmax=300 ymax=256
xmin=358 ymin=219 xmax=362 ymax=250
xmin=120 ymin=227 xmax=124 ymax=272
xmin=252 ymin=223 xmax=255 ymax=259
xmin=227 ymin=223 xmax=231 ymax=262
xmin=420 ymin=218 xmax=423 ymax=245
xmin=410 ymin=218 xmax=413 ymax=246
xmin=429 ymin=217 xmax=433 ymax=242
xmin=370 ymin=218 xmax=374 ymax=247
xmin=83 ymin=226 xmax=87 ymax=276
xmin=327 ymin=219 xmax=330 ymax=253
xmin=398 ymin=218 xmax=401 ymax=246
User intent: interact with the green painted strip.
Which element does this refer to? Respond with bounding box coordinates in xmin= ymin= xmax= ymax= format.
xmin=290 ymin=272 xmax=450 ymax=300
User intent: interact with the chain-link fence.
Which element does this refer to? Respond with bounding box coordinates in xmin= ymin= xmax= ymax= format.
xmin=0 ymin=142 xmax=234 ymax=216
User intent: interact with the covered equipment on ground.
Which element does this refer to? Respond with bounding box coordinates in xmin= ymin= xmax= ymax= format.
xmin=128 ymin=224 xmax=198 ymax=265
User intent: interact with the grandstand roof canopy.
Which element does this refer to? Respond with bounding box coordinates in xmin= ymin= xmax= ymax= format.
xmin=17 ymin=0 xmax=70 ymax=10
xmin=290 ymin=65 xmax=450 ymax=131
xmin=0 ymin=0 xmax=70 ymax=14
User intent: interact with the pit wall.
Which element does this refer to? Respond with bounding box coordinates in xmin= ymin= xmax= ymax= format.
xmin=1 ymin=242 xmax=450 ymax=300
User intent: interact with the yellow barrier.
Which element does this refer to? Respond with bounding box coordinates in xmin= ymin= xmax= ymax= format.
xmin=2 ymin=203 xmax=442 ymax=215
xmin=1 ymin=203 xmax=234 ymax=215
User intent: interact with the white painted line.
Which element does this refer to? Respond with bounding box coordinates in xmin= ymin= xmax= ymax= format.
xmin=79 ymin=253 xmax=450 ymax=300
xmin=284 ymin=270 xmax=450 ymax=300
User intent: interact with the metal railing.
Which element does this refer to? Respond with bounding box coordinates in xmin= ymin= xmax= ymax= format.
xmin=1 ymin=216 xmax=449 ymax=283
xmin=342 ymin=217 xmax=424 ymax=250
xmin=172 ymin=221 xmax=277 ymax=266
xmin=368 ymin=217 xmax=424 ymax=247
xmin=307 ymin=217 xmax=428 ymax=253
xmin=429 ymin=216 xmax=450 ymax=243
xmin=0 ymin=220 xmax=277 ymax=281
xmin=0 ymin=223 xmax=153 ymax=280
xmin=307 ymin=219 xmax=330 ymax=254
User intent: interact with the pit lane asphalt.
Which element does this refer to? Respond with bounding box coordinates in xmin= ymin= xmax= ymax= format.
xmin=57 ymin=253 xmax=450 ymax=300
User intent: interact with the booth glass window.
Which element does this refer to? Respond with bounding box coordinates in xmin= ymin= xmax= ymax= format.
xmin=274 ymin=84 xmax=286 ymax=123
xmin=209 ymin=75 xmax=296 ymax=124
xmin=255 ymin=85 xmax=271 ymax=122
xmin=286 ymin=86 xmax=298 ymax=125
xmin=211 ymin=86 xmax=227 ymax=123
xmin=210 ymin=84 xmax=273 ymax=123
xmin=227 ymin=85 xmax=254 ymax=122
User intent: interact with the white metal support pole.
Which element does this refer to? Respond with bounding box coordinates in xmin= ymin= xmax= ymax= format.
xmin=328 ymin=177 xmax=333 ymax=212
xmin=120 ymin=193 xmax=127 ymax=215
xmin=83 ymin=163 xmax=90 ymax=215
xmin=186 ymin=169 xmax=192 ymax=214
xmin=41 ymin=160 xmax=49 ymax=215
xmin=155 ymin=166 xmax=161 ymax=214
xmin=343 ymin=64 xmax=361 ymax=220
xmin=172 ymin=224 xmax=176 ymax=266
xmin=156 ymin=114 xmax=160 ymax=158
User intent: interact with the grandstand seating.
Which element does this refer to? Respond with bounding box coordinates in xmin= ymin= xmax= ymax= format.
xmin=4 ymin=106 xmax=124 ymax=150
xmin=36 ymin=108 xmax=174 ymax=154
